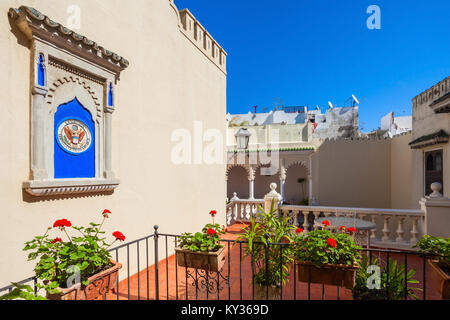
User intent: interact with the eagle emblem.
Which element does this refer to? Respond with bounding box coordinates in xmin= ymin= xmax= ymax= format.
xmin=57 ymin=119 xmax=92 ymax=154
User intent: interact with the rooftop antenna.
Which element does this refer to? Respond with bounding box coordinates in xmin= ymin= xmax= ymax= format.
xmin=328 ymin=101 xmax=333 ymax=109
xmin=351 ymin=94 xmax=360 ymax=107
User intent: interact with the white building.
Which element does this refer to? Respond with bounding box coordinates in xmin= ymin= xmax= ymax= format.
xmin=380 ymin=112 xmax=412 ymax=137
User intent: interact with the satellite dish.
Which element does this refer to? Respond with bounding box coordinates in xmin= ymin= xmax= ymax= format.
xmin=351 ymin=94 xmax=360 ymax=105
xmin=328 ymin=101 xmax=333 ymax=109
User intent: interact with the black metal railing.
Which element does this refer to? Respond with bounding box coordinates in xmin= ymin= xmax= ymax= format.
xmin=0 ymin=226 xmax=438 ymax=300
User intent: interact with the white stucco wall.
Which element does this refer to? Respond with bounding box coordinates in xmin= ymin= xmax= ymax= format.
xmin=0 ymin=0 xmax=226 ymax=286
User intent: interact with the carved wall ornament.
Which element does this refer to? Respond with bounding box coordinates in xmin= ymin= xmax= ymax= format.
xmin=9 ymin=6 xmax=129 ymax=196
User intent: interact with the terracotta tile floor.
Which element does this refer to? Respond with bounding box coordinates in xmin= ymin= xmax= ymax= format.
xmin=103 ymin=223 xmax=442 ymax=300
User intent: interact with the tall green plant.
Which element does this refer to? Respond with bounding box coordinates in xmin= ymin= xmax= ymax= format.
xmin=235 ymin=201 xmax=295 ymax=287
xmin=352 ymin=255 xmax=421 ymax=300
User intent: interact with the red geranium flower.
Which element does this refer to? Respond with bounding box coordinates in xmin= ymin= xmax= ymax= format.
xmin=296 ymin=228 xmax=304 ymax=234
xmin=326 ymin=238 xmax=337 ymax=248
xmin=113 ymin=231 xmax=126 ymax=241
xmin=53 ymin=219 xmax=72 ymax=229
xmin=102 ymin=209 xmax=111 ymax=218
xmin=347 ymin=227 xmax=357 ymax=234
xmin=207 ymin=228 xmax=217 ymax=236
xmin=209 ymin=210 xmax=217 ymax=216
xmin=339 ymin=226 xmax=346 ymax=231
xmin=322 ymin=220 xmax=330 ymax=227
xmin=51 ymin=237 xmax=62 ymax=244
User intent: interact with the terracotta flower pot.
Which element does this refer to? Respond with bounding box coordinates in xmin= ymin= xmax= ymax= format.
xmin=175 ymin=246 xmax=226 ymax=272
xmin=428 ymin=259 xmax=450 ymax=300
xmin=47 ymin=259 xmax=122 ymax=300
xmin=296 ymin=260 xmax=359 ymax=289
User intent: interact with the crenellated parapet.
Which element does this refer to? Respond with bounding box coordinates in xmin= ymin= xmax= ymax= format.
xmin=178 ymin=8 xmax=227 ymax=74
xmin=412 ymin=76 xmax=450 ymax=113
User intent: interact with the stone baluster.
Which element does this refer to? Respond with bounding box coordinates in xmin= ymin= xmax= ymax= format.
xmin=396 ymin=216 xmax=406 ymax=243
xmin=370 ymin=215 xmax=377 ymax=240
xmin=302 ymin=211 xmax=310 ymax=232
xmin=410 ymin=217 xmax=420 ymax=244
xmin=245 ymin=204 xmax=251 ymax=220
xmin=382 ymin=216 xmax=391 ymax=242
xmin=324 ymin=212 xmax=332 ymax=218
xmin=231 ymin=193 xmax=239 ymax=222
xmin=294 ymin=210 xmax=300 ymax=227
xmin=313 ymin=211 xmax=320 ymax=230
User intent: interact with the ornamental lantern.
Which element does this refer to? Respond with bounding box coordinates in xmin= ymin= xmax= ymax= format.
xmin=235 ymin=128 xmax=251 ymax=150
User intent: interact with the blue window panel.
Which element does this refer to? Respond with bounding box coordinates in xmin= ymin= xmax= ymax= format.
xmin=54 ymin=98 xmax=95 ymax=179
xmin=108 ymin=83 xmax=114 ymax=106
xmin=37 ymin=54 xmax=45 ymax=86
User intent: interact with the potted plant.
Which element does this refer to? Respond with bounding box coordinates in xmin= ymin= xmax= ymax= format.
xmin=235 ymin=202 xmax=295 ymax=300
xmin=22 ymin=209 xmax=125 ymax=300
xmin=293 ymin=225 xmax=361 ymax=288
xmin=413 ymin=235 xmax=450 ymax=299
xmin=175 ymin=210 xmax=227 ymax=272
xmin=352 ymin=255 xmax=421 ymax=300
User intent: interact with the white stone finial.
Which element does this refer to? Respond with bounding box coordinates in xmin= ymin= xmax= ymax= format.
xmin=429 ymin=182 xmax=443 ymax=198
xmin=270 ymin=183 xmax=277 ymax=192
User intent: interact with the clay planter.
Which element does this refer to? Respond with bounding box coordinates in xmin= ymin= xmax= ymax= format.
xmin=175 ymin=247 xmax=226 ymax=272
xmin=296 ymin=260 xmax=359 ymax=289
xmin=47 ymin=259 xmax=122 ymax=300
xmin=253 ymin=284 xmax=281 ymax=300
xmin=428 ymin=259 xmax=450 ymax=300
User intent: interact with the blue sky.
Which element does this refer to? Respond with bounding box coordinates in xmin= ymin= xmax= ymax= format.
xmin=175 ymin=0 xmax=450 ymax=132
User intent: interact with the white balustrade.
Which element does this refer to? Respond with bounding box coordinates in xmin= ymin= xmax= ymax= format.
xmin=280 ymin=204 xmax=424 ymax=249
xmin=226 ymin=194 xmax=264 ymax=226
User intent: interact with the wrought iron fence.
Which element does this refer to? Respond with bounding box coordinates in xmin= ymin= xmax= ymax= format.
xmin=0 ymin=226 xmax=438 ymax=300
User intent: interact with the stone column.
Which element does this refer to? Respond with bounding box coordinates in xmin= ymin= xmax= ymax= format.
xmin=309 ymin=155 xmax=313 ymax=205
xmin=248 ymin=166 xmax=255 ymax=199
xmin=104 ymin=106 xmax=114 ymax=179
xmin=264 ymin=183 xmax=282 ymax=213
xmin=31 ymin=87 xmax=48 ymax=180
xmin=279 ymin=166 xmax=286 ymax=203
xmin=420 ymin=182 xmax=450 ymax=239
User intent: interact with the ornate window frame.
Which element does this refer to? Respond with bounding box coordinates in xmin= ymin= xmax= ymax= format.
xmin=9 ymin=6 xmax=129 ymax=196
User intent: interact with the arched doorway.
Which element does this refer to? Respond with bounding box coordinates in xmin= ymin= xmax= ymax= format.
xmin=227 ymin=166 xmax=249 ymax=199
xmin=284 ymin=163 xmax=309 ymax=205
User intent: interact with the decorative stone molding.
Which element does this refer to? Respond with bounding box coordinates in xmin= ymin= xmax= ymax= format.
xmin=248 ymin=166 xmax=256 ymax=181
xmin=8 ymin=6 xmax=129 ymax=76
xmin=226 ymin=164 xmax=250 ymax=180
xmin=408 ymin=130 xmax=449 ymax=149
xmin=279 ymin=166 xmax=287 ymax=181
xmin=23 ymin=179 xmax=120 ymax=197
xmin=10 ymin=6 xmax=129 ymax=197
xmin=285 ymin=160 xmax=311 ymax=176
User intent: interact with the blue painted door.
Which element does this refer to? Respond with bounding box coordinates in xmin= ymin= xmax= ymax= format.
xmin=54 ymin=98 xmax=95 ymax=179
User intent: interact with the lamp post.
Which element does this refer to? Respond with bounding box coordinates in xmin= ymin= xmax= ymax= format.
xmin=235 ymin=128 xmax=251 ymax=150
